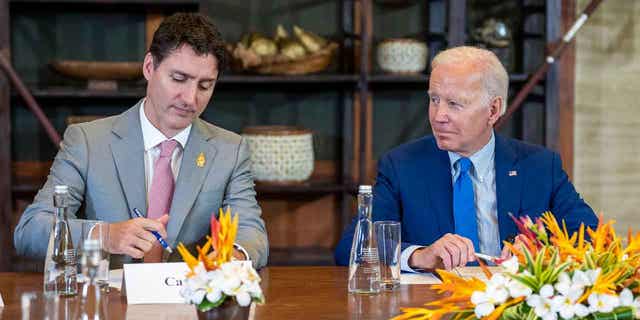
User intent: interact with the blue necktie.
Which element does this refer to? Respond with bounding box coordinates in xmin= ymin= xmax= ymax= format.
xmin=453 ymin=157 xmax=480 ymax=251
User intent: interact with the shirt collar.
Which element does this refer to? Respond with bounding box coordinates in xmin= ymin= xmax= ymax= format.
xmin=139 ymin=98 xmax=191 ymax=151
xmin=448 ymin=131 xmax=495 ymax=181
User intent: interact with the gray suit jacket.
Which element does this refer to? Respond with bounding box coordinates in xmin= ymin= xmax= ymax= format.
xmin=14 ymin=101 xmax=269 ymax=269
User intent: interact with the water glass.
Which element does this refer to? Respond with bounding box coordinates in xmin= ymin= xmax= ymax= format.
xmin=21 ymin=291 xmax=60 ymax=320
xmin=374 ymin=221 xmax=401 ymax=291
xmin=79 ymin=221 xmax=110 ymax=292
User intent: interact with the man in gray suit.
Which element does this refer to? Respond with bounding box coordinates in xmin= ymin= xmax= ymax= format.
xmin=14 ymin=13 xmax=268 ymax=269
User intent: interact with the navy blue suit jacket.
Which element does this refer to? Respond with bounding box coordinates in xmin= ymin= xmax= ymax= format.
xmin=335 ymin=134 xmax=598 ymax=266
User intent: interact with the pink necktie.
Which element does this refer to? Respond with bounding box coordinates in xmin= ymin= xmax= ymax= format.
xmin=145 ymin=139 xmax=178 ymax=262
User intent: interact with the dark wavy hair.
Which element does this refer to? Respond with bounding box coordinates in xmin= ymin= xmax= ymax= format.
xmin=148 ymin=12 xmax=227 ymax=74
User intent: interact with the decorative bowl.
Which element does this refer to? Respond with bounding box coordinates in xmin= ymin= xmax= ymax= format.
xmin=376 ymin=38 xmax=428 ymax=74
xmin=242 ymin=126 xmax=314 ymax=183
xmin=50 ymin=60 xmax=142 ymax=80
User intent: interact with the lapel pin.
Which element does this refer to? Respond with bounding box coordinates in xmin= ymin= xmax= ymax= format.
xmin=508 ymin=170 xmax=517 ymax=177
xmin=196 ymin=152 xmax=206 ymax=168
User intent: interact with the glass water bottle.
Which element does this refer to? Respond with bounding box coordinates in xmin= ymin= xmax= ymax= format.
xmin=348 ymin=185 xmax=381 ymax=294
xmin=44 ymin=185 xmax=78 ymax=296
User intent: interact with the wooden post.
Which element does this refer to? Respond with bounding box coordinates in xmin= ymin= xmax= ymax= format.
xmin=0 ymin=0 xmax=13 ymax=272
xmin=545 ymin=0 xmax=561 ymax=152
xmin=559 ymin=0 xmax=577 ymax=178
xmin=447 ymin=0 xmax=466 ymax=46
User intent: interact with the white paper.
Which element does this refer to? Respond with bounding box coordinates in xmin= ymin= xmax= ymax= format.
xmin=0 ymin=291 xmax=4 ymax=307
xmin=400 ymin=272 xmax=442 ymax=285
xmin=123 ymin=262 xmax=190 ymax=304
xmin=454 ymin=266 xmax=503 ymax=281
xmin=110 ymin=269 xmax=123 ymax=289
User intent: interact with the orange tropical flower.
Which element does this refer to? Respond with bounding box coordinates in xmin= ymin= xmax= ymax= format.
xmin=176 ymin=207 xmax=239 ymax=276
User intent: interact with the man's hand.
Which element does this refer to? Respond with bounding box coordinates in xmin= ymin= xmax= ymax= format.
xmin=408 ymin=233 xmax=476 ymax=270
xmin=500 ymin=234 xmax=528 ymax=259
xmin=108 ymin=214 xmax=169 ymax=259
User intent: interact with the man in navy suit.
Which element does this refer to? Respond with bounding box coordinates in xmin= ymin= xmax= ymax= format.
xmin=335 ymin=46 xmax=597 ymax=271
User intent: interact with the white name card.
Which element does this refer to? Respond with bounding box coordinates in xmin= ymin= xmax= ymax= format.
xmin=123 ymin=262 xmax=190 ymax=304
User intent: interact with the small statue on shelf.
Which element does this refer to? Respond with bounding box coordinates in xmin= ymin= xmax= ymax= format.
xmin=472 ymin=18 xmax=515 ymax=73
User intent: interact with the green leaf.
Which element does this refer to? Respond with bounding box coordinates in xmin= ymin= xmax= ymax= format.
xmin=534 ymin=248 xmax=546 ymax=277
xmin=500 ymin=303 xmax=530 ymax=320
xmin=197 ymin=295 xmax=227 ymax=312
xmin=589 ymin=306 xmax=634 ymax=320
xmin=508 ymin=273 xmax=539 ymax=291
xmin=524 ymin=249 xmax=536 ymax=274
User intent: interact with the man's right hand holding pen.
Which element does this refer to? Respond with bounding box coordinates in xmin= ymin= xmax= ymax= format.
xmin=107 ymin=214 xmax=169 ymax=259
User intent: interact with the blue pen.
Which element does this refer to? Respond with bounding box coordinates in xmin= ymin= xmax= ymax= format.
xmin=132 ymin=208 xmax=173 ymax=253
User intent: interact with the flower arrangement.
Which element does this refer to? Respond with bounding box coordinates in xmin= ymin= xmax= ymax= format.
xmin=393 ymin=212 xmax=640 ymax=320
xmin=177 ymin=207 xmax=265 ymax=312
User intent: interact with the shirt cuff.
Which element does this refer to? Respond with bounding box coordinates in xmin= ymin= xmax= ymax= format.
xmin=233 ymin=243 xmax=250 ymax=261
xmin=401 ymin=245 xmax=426 ymax=273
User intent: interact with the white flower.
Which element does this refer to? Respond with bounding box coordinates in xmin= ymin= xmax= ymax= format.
xmin=574 ymin=304 xmax=590 ymax=318
xmin=573 ymin=269 xmax=600 ymax=287
xmin=205 ymin=287 xmax=223 ymax=304
xmin=187 ymin=288 xmax=206 ymax=305
xmin=551 ymin=294 xmax=579 ymax=319
xmin=540 ymin=284 xmax=555 ymax=298
xmin=588 ymin=293 xmax=620 ymax=314
xmin=527 ymin=285 xmax=557 ymax=320
xmin=506 ymin=279 xmax=532 ymax=298
xmin=471 ymin=291 xmax=496 ymax=318
xmin=471 ymin=276 xmax=510 ymax=318
xmin=549 ymin=275 xmax=586 ymax=320
xmin=235 ymin=290 xmax=252 ymax=307
xmin=633 ymin=297 xmax=640 ymax=319
xmin=181 ymin=260 xmax=263 ymax=308
xmin=501 ymin=256 xmax=519 ymax=274
xmin=620 ymin=288 xmax=634 ymax=307
xmin=554 ymin=273 xmax=584 ymax=302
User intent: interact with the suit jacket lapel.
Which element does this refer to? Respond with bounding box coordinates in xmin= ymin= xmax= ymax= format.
xmin=166 ymin=119 xmax=218 ymax=247
xmin=495 ymin=135 xmax=521 ymax=242
xmin=110 ymin=102 xmax=147 ymax=219
xmin=425 ymin=140 xmax=454 ymax=236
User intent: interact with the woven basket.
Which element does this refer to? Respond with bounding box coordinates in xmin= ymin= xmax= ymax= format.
xmin=230 ymin=42 xmax=338 ymax=75
xmin=377 ymin=38 xmax=428 ymax=74
xmin=242 ymin=126 xmax=314 ymax=183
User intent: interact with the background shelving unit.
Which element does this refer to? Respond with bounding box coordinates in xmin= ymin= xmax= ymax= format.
xmin=0 ymin=0 xmax=566 ymax=271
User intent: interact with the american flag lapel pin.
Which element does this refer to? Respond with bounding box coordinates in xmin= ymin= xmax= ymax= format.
xmin=508 ymin=170 xmax=517 ymax=177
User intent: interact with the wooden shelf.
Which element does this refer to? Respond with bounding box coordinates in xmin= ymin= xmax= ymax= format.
xmin=219 ymin=74 xmax=359 ymax=84
xmin=368 ymin=73 xmax=531 ymax=84
xmin=11 ymin=178 xmax=352 ymax=195
xmin=11 ymin=75 xmax=360 ymax=99
xmin=11 ymin=161 xmax=355 ymax=195
xmin=13 ymin=86 xmax=145 ymax=99
xmin=369 ymin=73 xmax=429 ymax=84
xmin=12 ymin=74 xmax=530 ymax=99
xmin=10 ymin=0 xmax=197 ymax=4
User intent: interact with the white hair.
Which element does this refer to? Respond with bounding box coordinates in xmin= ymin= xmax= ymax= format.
xmin=432 ymin=46 xmax=509 ymax=115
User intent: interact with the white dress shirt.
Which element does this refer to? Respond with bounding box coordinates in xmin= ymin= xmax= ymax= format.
xmin=140 ymin=100 xmax=191 ymax=195
xmin=401 ymin=132 xmax=500 ymax=272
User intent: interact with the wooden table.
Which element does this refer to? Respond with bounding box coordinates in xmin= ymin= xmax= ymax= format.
xmin=0 ymin=267 xmax=440 ymax=319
